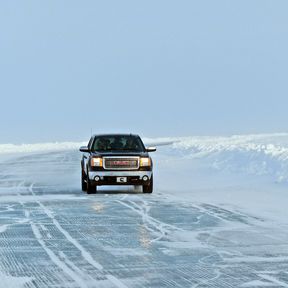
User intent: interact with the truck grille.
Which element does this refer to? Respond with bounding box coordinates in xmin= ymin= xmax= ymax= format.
xmin=103 ymin=157 xmax=139 ymax=170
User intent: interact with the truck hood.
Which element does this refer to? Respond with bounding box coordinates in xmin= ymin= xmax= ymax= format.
xmin=91 ymin=151 xmax=149 ymax=157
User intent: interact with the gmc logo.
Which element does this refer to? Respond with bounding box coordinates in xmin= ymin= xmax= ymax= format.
xmin=113 ymin=161 xmax=129 ymax=165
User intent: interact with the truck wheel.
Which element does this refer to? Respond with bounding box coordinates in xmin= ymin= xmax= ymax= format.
xmin=143 ymin=176 xmax=153 ymax=194
xmin=86 ymin=168 xmax=96 ymax=194
xmin=81 ymin=168 xmax=87 ymax=192
xmin=87 ymin=179 xmax=97 ymax=194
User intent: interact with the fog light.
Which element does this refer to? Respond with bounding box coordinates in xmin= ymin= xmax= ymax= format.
xmin=94 ymin=176 xmax=101 ymax=182
xmin=142 ymin=175 xmax=149 ymax=181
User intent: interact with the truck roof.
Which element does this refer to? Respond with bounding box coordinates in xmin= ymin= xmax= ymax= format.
xmin=91 ymin=133 xmax=140 ymax=138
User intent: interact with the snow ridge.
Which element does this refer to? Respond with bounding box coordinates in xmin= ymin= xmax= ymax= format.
xmin=1 ymin=133 xmax=288 ymax=182
xmin=170 ymin=133 xmax=288 ymax=182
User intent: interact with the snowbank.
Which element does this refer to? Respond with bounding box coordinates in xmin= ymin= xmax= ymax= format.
xmin=2 ymin=133 xmax=288 ymax=182
xmin=169 ymin=133 xmax=288 ymax=183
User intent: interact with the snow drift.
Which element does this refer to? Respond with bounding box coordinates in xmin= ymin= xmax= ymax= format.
xmin=1 ymin=133 xmax=288 ymax=183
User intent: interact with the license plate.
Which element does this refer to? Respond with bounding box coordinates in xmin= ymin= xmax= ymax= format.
xmin=116 ymin=177 xmax=127 ymax=183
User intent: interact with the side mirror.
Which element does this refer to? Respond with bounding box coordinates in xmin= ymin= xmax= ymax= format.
xmin=79 ymin=146 xmax=90 ymax=153
xmin=146 ymin=147 xmax=157 ymax=152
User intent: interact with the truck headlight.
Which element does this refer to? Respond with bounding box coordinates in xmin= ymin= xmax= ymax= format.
xmin=140 ymin=157 xmax=151 ymax=167
xmin=91 ymin=157 xmax=103 ymax=167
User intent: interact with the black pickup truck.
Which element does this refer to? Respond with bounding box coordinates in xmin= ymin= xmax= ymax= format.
xmin=80 ymin=134 xmax=156 ymax=194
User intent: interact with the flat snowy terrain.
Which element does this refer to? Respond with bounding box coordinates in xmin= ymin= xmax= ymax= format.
xmin=1 ymin=134 xmax=288 ymax=287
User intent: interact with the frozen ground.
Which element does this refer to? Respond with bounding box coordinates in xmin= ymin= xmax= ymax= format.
xmin=1 ymin=134 xmax=288 ymax=287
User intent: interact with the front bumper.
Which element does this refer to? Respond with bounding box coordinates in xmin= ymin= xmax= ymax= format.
xmin=88 ymin=171 xmax=152 ymax=186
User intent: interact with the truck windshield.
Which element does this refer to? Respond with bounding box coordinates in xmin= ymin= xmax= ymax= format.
xmin=91 ymin=135 xmax=145 ymax=152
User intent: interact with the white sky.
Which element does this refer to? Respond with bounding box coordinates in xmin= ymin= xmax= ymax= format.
xmin=0 ymin=1 xmax=287 ymax=143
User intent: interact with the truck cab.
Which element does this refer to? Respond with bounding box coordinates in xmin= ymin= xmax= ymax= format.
xmin=80 ymin=134 xmax=156 ymax=194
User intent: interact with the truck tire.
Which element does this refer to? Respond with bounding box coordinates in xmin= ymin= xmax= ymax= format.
xmin=86 ymin=167 xmax=97 ymax=194
xmin=87 ymin=179 xmax=97 ymax=194
xmin=143 ymin=175 xmax=153 ymax=194
xmin=81 ymin=168 xmax=87 ymax=192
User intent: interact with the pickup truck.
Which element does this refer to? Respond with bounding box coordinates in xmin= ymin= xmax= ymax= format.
xmin=80 ymin=134 xmax=156 ymax=194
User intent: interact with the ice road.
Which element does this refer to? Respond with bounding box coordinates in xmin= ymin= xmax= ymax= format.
xmin=1 ymin=134 xmax=288 ymax=287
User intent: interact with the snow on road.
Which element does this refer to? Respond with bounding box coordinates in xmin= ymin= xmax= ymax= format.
xmin=1 ymin=134 xmax=288 ymax=287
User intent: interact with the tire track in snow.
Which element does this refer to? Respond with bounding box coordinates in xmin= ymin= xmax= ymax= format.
xmin=117 ymin=198 xmax=184 ymax=243
xmin=30 ymin=221 xmax=89 ymax=288
xmin=18 ymin=186 xmax=91 ymax=288
xmin=117 ymin=199 xmax=166 ymax=242
xmin=27 ymin=183 xmax=129 ymax=288
xmin=258 ymin=274 xmax=288 ymax=288
xmin=36 ymin=199 xmax=104 ymax=270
